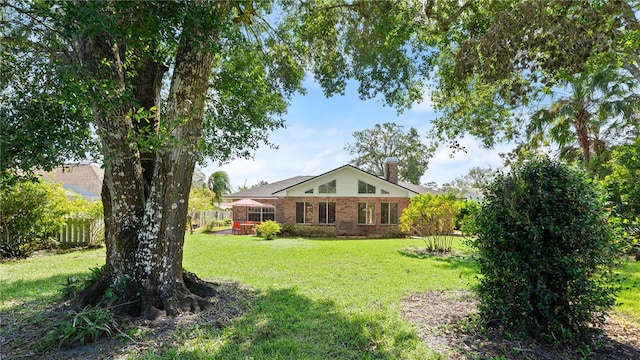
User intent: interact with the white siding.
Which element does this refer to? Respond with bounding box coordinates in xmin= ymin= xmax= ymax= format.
xmin=274 ymin=166 xmax=415 ymax=197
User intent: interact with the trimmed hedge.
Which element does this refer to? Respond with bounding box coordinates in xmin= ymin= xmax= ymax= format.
xmin=279 ymin=224 xmax=336 ymax=238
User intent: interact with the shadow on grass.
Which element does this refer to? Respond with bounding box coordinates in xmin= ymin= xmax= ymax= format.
xmin=0 ymin=273 xmax=86 ymax=359
xmin=166 ymin=288 xmax=419 ymax=359
xmin=3 ymin=277 xmax=423 ymax=359
xmin=0 ymin=272 xmax=79 ymax=305
xmin=398 ymin=247 xmax=478 ymax=278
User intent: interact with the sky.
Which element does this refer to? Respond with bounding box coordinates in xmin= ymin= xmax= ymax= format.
xmin=202 ymin=76 xmax=515 ymax=191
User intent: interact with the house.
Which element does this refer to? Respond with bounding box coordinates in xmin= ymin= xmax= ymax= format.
xmin=38 ymin=163 xmax=104 ymax=201
xmin=224 ymin=158 xmax=438 ymax=237
xmin=457 ymin=187 xmax=484 ymax=202
xmin=36 ymin=163 xmax=105 ymax=246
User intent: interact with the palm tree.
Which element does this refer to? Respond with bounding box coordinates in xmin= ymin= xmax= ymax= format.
xmin=526 ymin=69 xmax=639 ymax=172
xmin=207 ymin=171 xmax=232 ymax=208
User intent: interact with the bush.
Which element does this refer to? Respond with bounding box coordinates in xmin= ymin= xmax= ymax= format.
xmin=473 ymin=159 xmax=622 ymax=342
xmin=454 ymin=200 xmax=480 ymax=236
xmin=63 ymin=265 xmax=105 ymax=298
xmin=40 ymin=307 xmax=118 ymax=350
xmin=255 ymin=220 xmax=282 ymax=240
xmin=382 ymin=226 xmax=409 ymax=239
xmin=279 ymin=224 xmax=336 ymax=238
xmin=399 ymin=193 xmax=456 ymax=252
xmin=0 ymin=178 xmax=70 ymax=258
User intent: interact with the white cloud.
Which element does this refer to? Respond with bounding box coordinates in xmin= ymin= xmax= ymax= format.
xmin=207 ymin=122 xmax=352 ymax=190
xmin=202 ymin=79 xmax=514 ymax=192
xmin=424 ymin=137 xmax=513 ymax=186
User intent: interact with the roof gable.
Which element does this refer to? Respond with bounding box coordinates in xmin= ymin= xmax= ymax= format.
xmin=224 ymin=176 xmax=314 ymax=199
xmin=272 ymin=165 xmax=418 ymax=197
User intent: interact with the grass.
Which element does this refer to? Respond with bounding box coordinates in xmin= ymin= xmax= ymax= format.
xmin=615 ymin=259 xmax=640 ymax=322
xmin=0 ymin=248 xmax=105 ymax=309
xmin=173 ymin=235 xmax=477 ymax=359
xmin=1 ymin=234 xmax=638 ymax=359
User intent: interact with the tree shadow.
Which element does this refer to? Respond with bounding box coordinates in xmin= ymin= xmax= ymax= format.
xmin=1 ymin=273 xmax=84 ymax=359
xmin=397 ymin=247 xmax=478 ymax=279
xmin=1 ymin=273 xmax=76 ymax=304
xmin=2 ymin=278 xmax=422 ymax=359
xmin=171 ymin=288 xmax=418 ymax=359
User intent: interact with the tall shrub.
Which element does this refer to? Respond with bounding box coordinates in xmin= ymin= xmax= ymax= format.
xmin=0 ymin=179 xmax=70 ymax=257
xmin=400 ymin=193 xmax=456 ymax=252
xmin=474 ymin=159 xmax=621 ymax=342
xmin=454 ymin=200 xmax=480 ymax=236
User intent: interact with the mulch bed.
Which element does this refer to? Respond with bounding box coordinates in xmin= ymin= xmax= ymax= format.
xmin=401 ymin=290 xmax=640 ymax=359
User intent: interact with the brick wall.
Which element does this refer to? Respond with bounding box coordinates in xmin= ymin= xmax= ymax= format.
xmin=232 ymin=196 xmax=410 ymax=237
xmin=282 ymin=196 xmax=410 ymax=237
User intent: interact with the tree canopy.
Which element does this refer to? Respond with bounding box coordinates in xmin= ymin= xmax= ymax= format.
xmin=425 ymin=0 xmax=640 ymax=168
xmin=345 ymin=122 xmax=434 ymax=184
xmin=0 ymin=0 xmax=433 ymax=317
xmin=207 ymin=171 xmax=232 ymax=206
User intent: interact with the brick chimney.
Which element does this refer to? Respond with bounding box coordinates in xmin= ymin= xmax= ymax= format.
xmin=384 ymin=157 xmax=399 ymax=184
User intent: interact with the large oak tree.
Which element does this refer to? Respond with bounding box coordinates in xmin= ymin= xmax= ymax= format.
xmin=0 ymin=0 xmax=430 ymax=317
xmin=345 ymin=122 xmax=434 ymax=184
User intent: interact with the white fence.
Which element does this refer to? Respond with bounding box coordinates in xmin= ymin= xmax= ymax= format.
xmin=54 ymin=210 xmax=232 ymax=246
xmin=194 ymin=210 xmax=232 ymax=228
xmin=54 ymin=217 xmax=104 ymax=247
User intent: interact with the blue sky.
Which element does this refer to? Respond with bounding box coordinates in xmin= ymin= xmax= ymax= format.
xmin=203 ymin=77 xmax=514 ymax=190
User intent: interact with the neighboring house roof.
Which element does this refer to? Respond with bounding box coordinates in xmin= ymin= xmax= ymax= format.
xmin=458 ymin=187 xmax=484 ymax=201
xmin=399 ymin=182 xmax=441 ymax=195
xmin=62 ymin=183 xmax=101 ymax=201
xmin=224 ymin=165 xmax=438 ymax=199
xmin=39 ymin=163 xmax=104 ymax=200
xmin=215 ymin=202 xmax=233 ymax=211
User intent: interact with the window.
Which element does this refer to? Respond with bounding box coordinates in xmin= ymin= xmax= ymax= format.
xmin=318 ymin=180 xmax=336 ymax=194
xmin=381 ymin=203 xmax=398 ymax=224
xmin=262 ymin=206 xmax=275 ymax=221
xmin=305 ymin=188 xmax=314 ymax=194
xmin=248 ymin=206 xmax=275 ymax=222
xmin=318 ymin=202 xmax=336 ymax=224
xmin=358 ymin=180 xmax=376 ymax=194
xmin=357 ymin=202 xmax=375 ymax=224
xmin=296 ymin=202 xmax=313 ymax=224
xmin=381 ymin=189 xmax=389 ymax=195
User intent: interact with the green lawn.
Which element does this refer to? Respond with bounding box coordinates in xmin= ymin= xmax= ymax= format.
xmin=1 ymin=234 xmax=638 ymax=359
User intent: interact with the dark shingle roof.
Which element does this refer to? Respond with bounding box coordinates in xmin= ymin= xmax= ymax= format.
xmin=225 ymin=176 xmax=314 ymax=199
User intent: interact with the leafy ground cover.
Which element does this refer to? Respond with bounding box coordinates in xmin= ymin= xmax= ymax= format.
xmin=1 ymin=234 xmax=638 ymax=359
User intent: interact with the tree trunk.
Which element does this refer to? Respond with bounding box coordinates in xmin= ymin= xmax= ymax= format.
xmin=574 ymin=106 xmax=591 ymax=167
xmin=78 ymin=19 xmax=218 ymax=318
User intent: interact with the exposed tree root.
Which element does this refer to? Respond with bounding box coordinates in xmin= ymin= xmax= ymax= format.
xmin=76 ymin=271 xmax=221 ymax=319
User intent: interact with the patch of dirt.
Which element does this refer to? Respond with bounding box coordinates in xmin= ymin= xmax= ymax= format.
xmin=402 ymin=290 xmax=640 ymax=359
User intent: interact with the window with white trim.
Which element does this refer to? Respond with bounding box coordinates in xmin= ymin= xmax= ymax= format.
xmin=381 ymin=202 xmax=398 ymax=224
xmin=295 ymin=202 xmax=313 ymax=224
xmin=358 ymin=180 xmax=376 ymax=194
xmin=248 ymin=206 xmax=275 ymax=222
xmin=319 ymin=180 xmax=336 ymax=194
xmin=318 ymin=202 xmax=336 ymax=224
xmin=357 ymin=202 xmax=375 ymax=224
